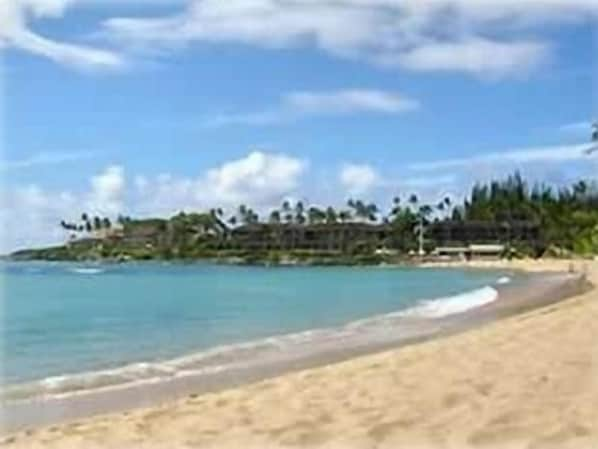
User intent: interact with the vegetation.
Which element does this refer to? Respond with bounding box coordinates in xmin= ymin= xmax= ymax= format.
xmin=11 ymin=173 xmax=598 ymax=263
xmin=458 ymin=174 xmax=598 ymax=255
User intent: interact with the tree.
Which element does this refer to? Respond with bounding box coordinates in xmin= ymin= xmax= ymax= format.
xmin=102 ymin=217 xmax=112 ymax=229
xmin=408 ymin=194 xmax=418 ymax=210
xmin=269 ymin=210 xmax=281 ymax=224
xmin=93 ymin=216 xmax=102 ymax=231
xmin=325 ymin=207 xmax=337 ymax=224
xmin=308 ymin=207 xmax=326 ymax=225
xmin=294 ymin=201 xmax=305 ymax=225
xmin=338 ymin=210 xmax=351 ymax=223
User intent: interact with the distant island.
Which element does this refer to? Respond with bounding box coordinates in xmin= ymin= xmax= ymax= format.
xmin=10 ymin=173 xmax=598 ymax=264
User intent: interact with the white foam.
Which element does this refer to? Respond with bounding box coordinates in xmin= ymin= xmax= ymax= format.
xmin=398 ymin=286 xmax=498 ymax=319
xmin=496 ymin=276 xmax=511 ymax=285
xmin=70 ymin=267 xmax=104 ymax=275
xmin=3 ymin=284 xmax=500 ymax=402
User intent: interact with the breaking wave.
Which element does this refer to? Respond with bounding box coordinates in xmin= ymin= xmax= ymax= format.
xmin=1 ymin=284 xmax=498 ymax=403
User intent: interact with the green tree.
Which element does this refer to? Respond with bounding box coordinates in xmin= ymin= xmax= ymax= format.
xmin=269 ymin=210 xmax=281 ymax=224
xmin=93 ymin=216 xmax=102 ymax=231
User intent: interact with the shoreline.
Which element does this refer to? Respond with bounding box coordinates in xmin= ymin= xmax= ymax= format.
xmin=1 ymin=261 xmax=592 ymax=440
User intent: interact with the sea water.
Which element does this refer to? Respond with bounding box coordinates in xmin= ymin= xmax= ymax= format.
xmin=0 ymin=262 xmax=507 ymax=400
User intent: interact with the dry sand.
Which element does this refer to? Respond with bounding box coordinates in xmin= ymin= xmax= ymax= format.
xmin=2 ymin=259 xmax=597 ymax=449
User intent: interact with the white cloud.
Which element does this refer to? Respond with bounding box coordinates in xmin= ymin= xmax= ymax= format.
xmin=2 ymin=145 xmax=596 ymax=253
xmin=203 ymin=151 xmax=306 ymax=205
xmin=408 ymin=143 xmax=597 ymax=171
xmin=0 ymin=165 xmax=128 ymax=253
xmin=0 ymin=184 xmax=79 ymax=252
xmin=286 ymin=90 xmax=419 ymax=114
xmin=134 ymin=151 xmax=308 ymax=215
xmin=339 ymin=163 xmax=381 ymax=195
xmin=0 ymin=151 xmax=94 ymax=170
xmin=204 ymin=89 xmax=418 ymax=127
xmin=392 ymin=38 xmax=550 ymax=79
xmin=202 ymin=111 xmax=282 ymax=128
xmin=87 ymin=165 xmax=126 ymax=216
xmin=3 ymin=0 xmax=596 ymax=75
xmin=102 ymin=0 xmax=598 ymax=78
xmin=0 ymin=0 xmax=124 ymax=69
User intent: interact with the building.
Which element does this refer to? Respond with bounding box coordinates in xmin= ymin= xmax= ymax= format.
xmin=427 ymin=220 xmax=542 ymax=249
xmin=230 ymin=220 xmax=542 ymax=254
xmin=230 ymin=223 xmax=391 ymax=252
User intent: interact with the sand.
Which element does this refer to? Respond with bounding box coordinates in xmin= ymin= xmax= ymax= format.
xmin=2 ymin=259 xmax=597 ymax=449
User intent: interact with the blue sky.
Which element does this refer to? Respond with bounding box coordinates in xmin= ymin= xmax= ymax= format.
xmin=1 ymin=0 xmax=597 ymax=251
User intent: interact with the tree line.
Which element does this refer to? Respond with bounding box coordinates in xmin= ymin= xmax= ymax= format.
xmin=60 ymin=172 xmax=598 ymax=254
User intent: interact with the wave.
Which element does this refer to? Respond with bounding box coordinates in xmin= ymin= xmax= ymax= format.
xmin=69 ymin=267 xmax=105 ymax=275
xmin=1 ymin=284 xmax=499 ymax=403
xmin=496 ymin=276 xmax=512 ymax=285
xmin=396 ymin=286 xmax=498 ymax=319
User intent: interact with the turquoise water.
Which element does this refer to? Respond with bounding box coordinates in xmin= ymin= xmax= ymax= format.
xmin=1 ymin=262 xmax=503 ymax=393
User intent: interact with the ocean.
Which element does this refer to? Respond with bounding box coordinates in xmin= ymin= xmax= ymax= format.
xmin=1 ymin=262 xmax=508 ymax=402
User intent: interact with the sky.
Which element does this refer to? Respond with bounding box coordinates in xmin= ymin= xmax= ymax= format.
xmin=1 ymin=0 xmax=597 ymax=252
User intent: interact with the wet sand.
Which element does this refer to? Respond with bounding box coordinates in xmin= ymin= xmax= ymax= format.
xmin=2 ymin=259 xmax=597 ymax=448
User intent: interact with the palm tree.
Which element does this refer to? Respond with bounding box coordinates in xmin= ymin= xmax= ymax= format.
xmin=93 ymin=216 xmax=102 ymax=231
xmin=294 ymin=201 xmax=305 ymax=225
xmin=269 ymin=210 xmax=281 ymax=224
xmin=366 ymin=202 xmax=378 ymax=222
xmin=325 ymin=206 xmax=337 ymax=224
xmin=282 ymin=200 xmax=293 ymax=224
xmin=102 ymin=217 xmax=112 ymax=229
xmin=282 ymin=200 xmax=291 ymax=214
xmin=338 ymin=210 xmax=351 ymax=223
xmin=419 ymin=204 xmax=433 ymax=220
xmin=408 ymin=194 xmax=418 ymax=211
xmin=295 ymin=212 xmax=306 ymax=225
xmin=308 ymin=207 xmax=326 ymax=225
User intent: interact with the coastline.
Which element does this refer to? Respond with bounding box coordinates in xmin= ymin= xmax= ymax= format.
xmin=2 ymin=259 xmax=597 ymax=448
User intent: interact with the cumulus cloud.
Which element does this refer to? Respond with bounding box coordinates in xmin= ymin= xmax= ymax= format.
xmin=87 ymin=165 xmax=126 ymax=216
xmin=0 ymin=0 xmax=123 ymax=69
xmin=0 ymin=164 xmax=126 ymax=253
xmin=102 ymin=0 xmax=598 ymax=78
xmin=134 ymin=151 xmax=308 ymax=215
xmin=1 ymin=151 xmax=308 ymax=252
xmin=2 ymin=145 xmax=597 ymax=253
xmin=339 ymin=163 xmax=381 ymax=195
xmin=0 ymin=185 xmax=79 ymax=252
xmin=204 ymin=89 xmax=418 ymax=127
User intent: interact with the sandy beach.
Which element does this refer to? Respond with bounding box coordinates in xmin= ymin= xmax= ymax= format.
xmin=2 ymin=259 xmax=597 ymax=449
